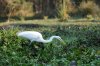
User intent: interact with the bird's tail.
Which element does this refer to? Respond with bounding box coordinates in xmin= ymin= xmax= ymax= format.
xmin=16 ymin=31 xmax=22 ymax=36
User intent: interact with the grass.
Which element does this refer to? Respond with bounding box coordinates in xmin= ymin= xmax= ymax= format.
xmin=0 ymin=20 xmax=100 ymax=66
xmin=0 ymin=19 xmax=100 ymax=26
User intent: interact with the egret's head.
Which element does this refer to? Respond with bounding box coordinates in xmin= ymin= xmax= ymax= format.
xmin=54 ymin=36 xmax=62 ymax=40
xmin=53 ymin=36 xmax=66 ymax=44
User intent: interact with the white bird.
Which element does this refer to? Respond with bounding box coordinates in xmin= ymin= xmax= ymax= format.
xmin=17 ymin=31 xmax=65 ymax=44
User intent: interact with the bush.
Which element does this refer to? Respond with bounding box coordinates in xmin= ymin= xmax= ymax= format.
xmin=79 ymin=1 xmax=100 ymax=17
xmin=0 ymin=0 xmax=34 ymax=21
xmin=57 ymin=0 xmax=70 ymax=21
xmin=0 ymin=24 xmax=100 ymax=65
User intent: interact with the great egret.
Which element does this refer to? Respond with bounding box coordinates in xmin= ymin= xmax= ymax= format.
xmin=17 ymin=31 xmax=65 ymax=45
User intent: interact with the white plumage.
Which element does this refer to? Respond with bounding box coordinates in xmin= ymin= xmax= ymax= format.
xmin=17 ymin=31 xmax=64 ymax=44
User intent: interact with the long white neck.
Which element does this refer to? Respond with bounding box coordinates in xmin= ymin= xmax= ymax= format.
xmin=41 ymin=36 xmax=56 ymax=43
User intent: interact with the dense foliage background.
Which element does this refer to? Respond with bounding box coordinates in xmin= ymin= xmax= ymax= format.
xmin=0 ymin=0 xmax=100 ymax=21
xmin=0 ymin=23 xmax=100 ymax=66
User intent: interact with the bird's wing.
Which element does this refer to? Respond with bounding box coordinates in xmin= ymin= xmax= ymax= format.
xmin=17 ymin=31 xmax=43 ymax=41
